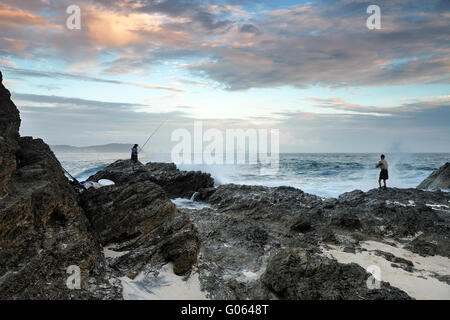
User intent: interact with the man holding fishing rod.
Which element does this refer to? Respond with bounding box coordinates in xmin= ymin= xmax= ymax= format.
xmin=131 ymin=144 xmax=139 ymax=171
xmin=130 ymin=117 xmax=168 ymax=171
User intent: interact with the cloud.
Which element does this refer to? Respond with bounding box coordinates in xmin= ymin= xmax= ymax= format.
xmin=135 ymin=83 xmax=190 ymax=92
xmin=1 ymin=0 xmax=449 ymax=152
xmin=0 ymin=3 xmax=49 ymax=28
xmin=2 ymin=0 xmax=447 ymax=91
xmin=273 ymin=103 xmax=450 ymax=152
xmin=172 ymin=78 xmax=216 ymax=88
xmin=12 ymin=93 xmax=148 ymax=109
xmin=306 ymin=96 xmax=450 ymax=116
xmin=3 ymin=66 xmax=188 ymax=92
xmin=0 ymin=57 xmax=16 ymax=67
xmin=187 ymin=1 xmax=450 ymax=90
xmin=239 ymin=24 xmax=262 ymax=35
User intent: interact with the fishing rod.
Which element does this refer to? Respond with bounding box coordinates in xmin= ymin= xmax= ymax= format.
xmin=139 ymin=117 xmax=168 ymax=152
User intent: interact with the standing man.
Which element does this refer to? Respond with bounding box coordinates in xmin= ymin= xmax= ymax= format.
xmin=131 ymin=144 xmax=139 ymax=171
xmin=376 ymin=154 xmax=389 ymax=189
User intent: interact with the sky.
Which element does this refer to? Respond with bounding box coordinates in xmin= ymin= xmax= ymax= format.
xmin=0 ymin=0 xmax=449 ymax=153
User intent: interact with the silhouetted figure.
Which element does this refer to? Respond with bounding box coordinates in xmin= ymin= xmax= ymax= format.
xmin=131 ymin=144 xmax=139 ymax=171
xmin=376 ymin=154 xmax=389 ymax=189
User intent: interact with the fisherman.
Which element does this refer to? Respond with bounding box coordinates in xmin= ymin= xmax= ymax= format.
xmin=376 ymin=154 xmax=389 ymax=189
xmin=131 ymin=144 xmax=139 ymax=171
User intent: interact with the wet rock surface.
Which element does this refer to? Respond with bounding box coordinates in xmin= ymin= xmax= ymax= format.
xmin=177 ymin=182 xmax=450 ymax=299
xmin=79 ymin=180 xmax=200 ymax=277
xmin=0 ymin=71 xmax=20 ymax=199
xmin=0 ymin=73 xmax=201 ymax=299
xmin=417 ymin=162 xmax=450 ymax=190
xmin=262 ymin=248 xmax=410 ymax=300
xmin=88 ymin=160 xmax=214 ymax=198
xmin=0 ymin=73 xmax=120 ymax=299
xmin=79 ymin=180 xmax=177 ymax=244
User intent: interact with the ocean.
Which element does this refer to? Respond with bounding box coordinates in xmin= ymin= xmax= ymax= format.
xmin=53 ymin=152 xmax=450 ymax=199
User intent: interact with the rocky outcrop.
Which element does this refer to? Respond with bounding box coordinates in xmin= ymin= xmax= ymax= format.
xmin=322 ymin=188 xmax=450 ymax=257
xmin=417 ymin=162 xmax=450 ymax=190
xmin=79 ymin=180 xmax=177 ymax=244
xmin=0 ymin=72 xmax=201 ymax=299
xmin=0 ymin=72 xmax=120 ymax=299
xmin=262 ymin=248 xmax=410 ymax=300
xmin=0 ymin=71 xmax=20 ymax=199
xmin=178 ymin=183 xmax=450 ymax=299
xmin=79 ymin=180 xmax=199 ymax=276
xmin=88 ymin=160 xmax=214 ymax=198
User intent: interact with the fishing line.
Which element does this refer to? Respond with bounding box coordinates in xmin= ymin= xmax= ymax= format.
xmin=139 ymin=116 xmax=169 ymax=152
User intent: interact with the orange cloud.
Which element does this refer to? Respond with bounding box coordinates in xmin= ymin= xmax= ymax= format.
xmin=84 ymin=9 xmax=162 ymax=47
xmin=0 ymin=3 xmax=50 ymax=28
xmin=82 ymin=6 xmax=194 ymax=48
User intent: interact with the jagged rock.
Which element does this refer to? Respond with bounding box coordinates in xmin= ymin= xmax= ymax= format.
xmin=160 ymin=225 xmax=200 ymax=275
xmin=315 ymin=188 xmax=450 ymax=257
xmin=373 ymin=250 xmax=414 ymax=267
xmin=290 ymin=214 xmax=312 ymax=232
xmin=329 ymin=209 xmax=362 ymax=230
xmin=0 ymin=71 xmax=200 ymax=298
xmin=417 ymin=163 xmax=450 ymax=190
xmin=179 ymin=182 xmax=449 ymax=299
xmin=0 ymin=71 xmax=20 ymax=199
xmin=88 ymin=160 xmax=214 ymax=198
xmin=405 ymin=237 xmax=439 ymax=257
xmin=261 ymin=248 xmax=411 ymax=300
xmin=206 ymin=184 xmax=321 ymax=216
xmin=194 ymin=187 xmax=217 ymax=201
xmin=79 ymin=180 xmax=176 ymax=244
xmin=0 ymin=77 xmax=119 ymax=299
xmin=374 ymin=250 xmax=414 ymax=272
xmin=79 ymin=180 xmax=200 ymax=276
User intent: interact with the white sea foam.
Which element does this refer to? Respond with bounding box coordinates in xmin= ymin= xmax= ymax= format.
xmin=426 ymin=203 xmax=450 ymax=209
xmin=103 ymin=245 xmax=129 ymax=259
xmin=54 ymin=152 xmax=450 ymax=198
xmin=171 ymin=198 xmax=212 ymax=210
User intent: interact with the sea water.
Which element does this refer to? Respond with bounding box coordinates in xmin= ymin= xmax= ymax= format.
xmin=53 ymin=152 xmax=449 ymax=198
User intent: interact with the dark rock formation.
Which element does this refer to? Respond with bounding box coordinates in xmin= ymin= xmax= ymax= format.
xmin=0 ymin=73 xmax=120 ymax=299
xmin=0 ymin=71 xmax=201 ymax=299
xmin=207 ymin=184 xmax=321 ymax=216
xmin=261 ymin=248 xmax=411 ymax=300
xmin=0 ymin=71 xmax=20 ymax=199
xmin=179 ymin=184 xmax=429 ymax=299
xmin=79 ymin=179 xmax=200 ymax=276
xmin=322 ymin=188 xmax=450 ymax=257
xmin=79 ymin=180 xmax=177 ymax=244
xmin=417 ymin=162 xmax=450 ymax=190
xmin=88 ymin=160 xmax=214 ymax=198
xmin=175 ymin=182 xmax=450 ymax=299
xmin=373 ymin=250 xmax=414 ymax=272
xmin=290 ymin=214 xmax=312 ymax=232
